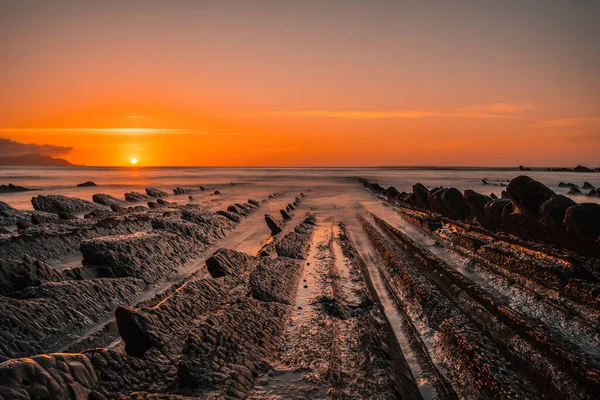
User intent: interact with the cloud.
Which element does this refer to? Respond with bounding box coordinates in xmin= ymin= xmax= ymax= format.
xmin=221 ymin=103 xmax=536 ymax=119
xmin=0 ymin=137 xmax=73 ymax=156
xmin=0 ymin=128 xmax=276 ymax=137
xmin=529 ymin=117 xmax=600 ymax=128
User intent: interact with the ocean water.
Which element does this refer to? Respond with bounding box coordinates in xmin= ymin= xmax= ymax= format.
xmin=1 ymin=166 xmax=599 ymax=210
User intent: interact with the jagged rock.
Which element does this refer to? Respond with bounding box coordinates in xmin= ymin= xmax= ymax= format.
xmin=0 ymin=183 xmax=34 ymax=193
xmin=0 ymin=278 xmax=144 ymax=359
xmin=304 ymin=212 xmax=317 ymax=225
xmin=482 ymin=178 xmax=489 ymax=185
xmin=0 ymin=256 xmax=63 ymax=295
xmin=31 ymin=212 xmax=62 ymax=225
xmin=588 ymin=189 xmax=600 ymax=197
xmin=249 ymin=258 xmax=302 ymax=304
xmin=440 ymin=187 xmax=471 ymax=220
xmin=463 ymin=190 xmax=493 ymax=230
xmin=582 ymin=182 xmax=595 ymax=189
xmin=0 ymin=353 xmax=101 ymax=398
xmin=248 ymin=199 xmax=260 ymax=207
xmin=559 ymin=182 xmax=578 ymax=188
xmin=199 ymin=186 xmax=207 ymax=190
xmin=411 ymin=183 xmax=430 ymax=209
xmin=32 ymin=194 xmax=104 ymax=215
xmin=265 ymin=214 xmax=283 ymax=235
xmin=173 ymin=187 xmax=193 ymax=195
xmin=93 ymin=193 xmax=129 ymax=207
xmin=180 ymin=207 xmax=235 ymax=239
xmin=540 ymin=195 xmax=576 ymax=229
xmin=483 ymin=199 xmax=511 ymax=231
xmin=280 ymin=209 xmax=292 ymax=221
xmin=148 ymin=201 xmax=159 ymax=209
xmin=125 ymin=191 xmax=151 ymax=202
xmin=152 ymin=218 xmax=216 ymax=245
xmin=568 ymin=186 xmax=583 ymax=195
xmin=505 ymin=176 xmax=555 ymax=217
xmin=271 ymin=219 xmax=315 ymax=259
xmin=205 ymin=248 xmax=260 ymax=280
xmin=156 ymin=198 xmax=175 ymax=207
xmin=500 ymin=201 xmax=547 ymax=241
xmin=564 ymin=203 xmax=600 ymax=242
xmin=490 ymin=193 xmax=498 ymax=200
xmin=84 ymin=209 xmax=115 ymax=219
xmin=146 ymin=188 xmax=169 ymax=198
xmin=519 ymin=165 xmax=532 ymax=171
xmin=80 ymin=231 xmax=201 ymax=284
xmin=77 ymin=181 xmax=97 ymax=187
xmin=0 ymin=214 xmax=153 ymax=261
xmin=384 ymin=186 xmax=401 ymax=199
xmin=216 ymin=210 xmax=241 ymax=223
xmin=574 ymin=165 xmax=593 ymax=173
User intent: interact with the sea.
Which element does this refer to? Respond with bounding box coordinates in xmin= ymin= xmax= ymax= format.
xmin=1 ymin=166 xmax=599 ymax=210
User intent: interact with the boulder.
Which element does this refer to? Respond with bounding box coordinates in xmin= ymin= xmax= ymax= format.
xmin=93 ymin=193 xmax=128 ymax=207
xmin=124 ymin=191 xmax=151 ymax=202
xmin=0 ymin=183 xmax=34 ymax=193
xmin=265 ymin=214 xmax=283 ymax=235
xmin=505 ymin=176 xmax=555 ymax=217
xmin=568 ymin=186 xmax=583 ymax=195
xmin=540 ymin=195 xmax=576 ymax=229
xmin=199 ymin=186 xmax=207 ymax=190
xmin=582 ymin=182 xmax=595 ymax=189
xmin=441 ymin=187 xmax=471 ymax=220
xmin=383 ymin=186 xmax=401 ymax=199
xmin=463 ymin=190 xmax=493 ymax=230
xmin=411 ymin=183 xmax=430 ymax=209
xmin=31 ymin=194 xmax=103 ymax=215
xmin=213 ymin=190 xmax=221 ymax=195
xmin=483 ymin=199 xmax=511 ymax=231
xmin=564 ymin=203 xmax=600 ymax=241
xmin=173 ymin=187 xmax=194 ymax=195
xmin=574 ymin=165 xmax=593 ymax=173
xmin=145 ymin=187 xmax=169 ymax=198
xmin=77 ymin=181 xmax=97 ymax=187
xmin=588 ymin=189 xmax=600 ymax=197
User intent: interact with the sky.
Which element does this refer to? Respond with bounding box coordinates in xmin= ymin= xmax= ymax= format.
xmin=1 ymin=0 xmax=599 ymax=167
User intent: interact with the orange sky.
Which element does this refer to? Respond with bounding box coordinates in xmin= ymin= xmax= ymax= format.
xmin=1 ymin=1 xmax=599 ymax=166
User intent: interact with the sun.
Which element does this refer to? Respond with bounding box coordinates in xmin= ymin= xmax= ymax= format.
xmin=130 ymin=157 xmax=138 ymax=165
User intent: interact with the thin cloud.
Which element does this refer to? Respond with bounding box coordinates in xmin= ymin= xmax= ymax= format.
xmin=222 ymin=103 xmax=535 ymax=119
xmin=529 ymin=117 xmax=600 ymax=128
xmin=0 ymin=137 xmax=73 ymax=156
xmin=0 ymin=128 xmax=276 ymax=136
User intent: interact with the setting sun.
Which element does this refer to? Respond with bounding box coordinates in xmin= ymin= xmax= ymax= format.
xmin=130 ymin=157 xmax=138 ymax=165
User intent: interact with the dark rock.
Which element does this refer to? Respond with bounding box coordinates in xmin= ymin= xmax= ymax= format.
xmin=505 ymin=176 xmax=555 ymax=217
xmin=77 ymin=181 xmax=97 ymax=187
xmin=216 ymin=210 xmax=241 ymax=223
xmin=84 ymin=209 xmax=115 ymax=220
xmin=540 ymin=195 xmax=576 ymax=229
xmin=564 ymin=203 xmax=600 ymax=241
xmin=0 ymin=183 xmax=34 ymax=193
xmin=265 ymin=214 xmax=283 ymax=235
xmin=0 ymin=256 xmax=63 ymax=295
xmin=199 ymin=186 xmax=207 ymax=190
xmin=519 ymin=165 xmax=532 ymax=171
xmin=383 ymin=186 xmax=401 ymax=199
xmin=441 ymin=188 xmax=471 ymax=220
xmin=582 ymin=182 xmax=595 ymax=189
xmin=31 ymin=212 xmax=62 ymax=225
xmin=411 ymin=183 xmax=430 ymax=209
xmin=463 ymin=190 xmax=493 ymax=230
xmin=574 ymin=165 xmax=593 ymax=173
xmin=568 ymin=186 xmax=583 ymax=195
xmin=249 ymin=258 xmax=303 ymax=304
xmin=588 ymin=189 xmax=600 ymax=197
xmin=152 ymin=218 xmax=217 ymax=245
xmin=173 ymin=187 xmax=194 ymax=195
xmin=125 ymin=191 xmax=151 ymax=202
xmin=205 ymin=248 xmax=260 ymax=280
xmin=213 ymin=190 xmax=221 ymax=195
xmin=280 ymin=209 xmax=292 ymax=221
xmin=146 ymin=187 xmax=169 ymax=198
xmin=16 ymin=220 xmax=32 ymax=230
xmin=482 ymin=179 xmax=489 ymax=185
xmin=32 ymin=194 xmax=104 ymax=215
xmin=483 ymin=199 xmax=511 ymax=231
xmin=93 ymin=193 xmax=128 ymax=207
xmin=148 ymin=201 xmax=159 ymax=209
xmin=499 ymin=201 xmax=547 ymax=241
xmin=248 ymin=199 xmax=260 ymax=207
xmin=559 ymin=182 xmax=578 ymax=188
xmin=490 ymin=193 xmax=498 ymax=200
